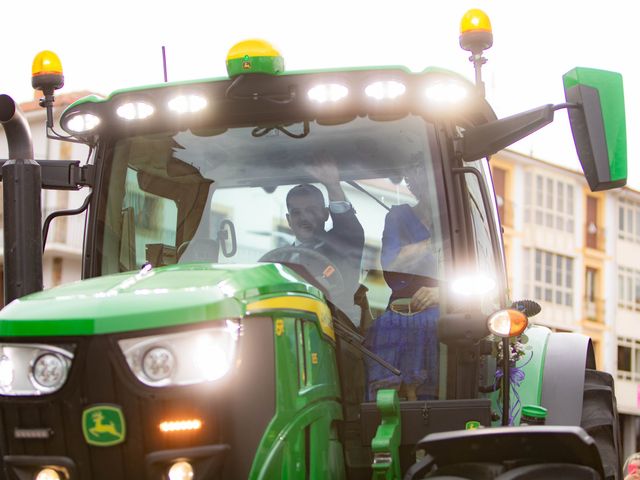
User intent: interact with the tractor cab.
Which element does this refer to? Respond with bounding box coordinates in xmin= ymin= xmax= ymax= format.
xmin=1 ymin=37 xmax=512 ymax=479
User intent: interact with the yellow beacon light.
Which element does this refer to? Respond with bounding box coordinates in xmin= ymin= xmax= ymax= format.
xmin=226 ymin=39 xmax=284 ymax=78
xmin=31 ymin=50 xmax=64 ymax=93
xmin=459 ymin=9 xmax=493 ymax=53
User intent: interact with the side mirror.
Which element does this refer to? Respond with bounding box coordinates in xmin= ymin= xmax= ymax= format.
xmin=563 ymin=67 xmax=627 ymax=191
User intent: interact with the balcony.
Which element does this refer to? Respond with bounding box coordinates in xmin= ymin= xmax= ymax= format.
xmin=498 ymin=197 xmax=514 ymax=229
xmin=583 ymin=297 xmax=605 ymax=323
xmin=584 ymin=222 xmax=605 ymax=251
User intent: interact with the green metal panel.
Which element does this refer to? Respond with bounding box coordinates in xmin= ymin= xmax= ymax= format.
xmin=563 ymin=67 xmax=627 ymax=183
xmin=226 ymin=55 xmax=284 ymax=78
xmin=371 ymin=389 xmax=402 ymax=480
xmin=248 ymin=313 xmax=343 ymax=479
xmin=0 ymin=263 xmax=321 ymax=336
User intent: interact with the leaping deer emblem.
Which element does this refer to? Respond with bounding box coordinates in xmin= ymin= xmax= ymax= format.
xmin=89 ymin=411 xmax=122 ymax=438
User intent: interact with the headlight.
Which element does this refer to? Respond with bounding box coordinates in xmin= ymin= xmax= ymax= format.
xmin=118 ymin=320 xmax=240 ymax=387
xmin=142 ymin=347 xmax=176 ymax=382
xmin=31 ymin=353 xmax=68 ymax=392
xmin=307 ymin=84 xmax=349 ymax=103
xmin=0 ymin=344 xmax=74 ymax=396
xmin=168 ymin=94 xmax=208 ymax=114
xmin=424 ymin=81 xmax=469 ymax=105
xmin=365 ymin=80 xmax=406 ymax=100
xmin=66 ymin=113 xmax=100 ymax=133
xmin=451 ymin=273 xmax=496 ymax=296
xmin=116 ymin=101 xmax=154 ymax=120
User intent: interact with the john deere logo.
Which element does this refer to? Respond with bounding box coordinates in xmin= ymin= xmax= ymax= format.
xmin=82 ymin=405 xmax=126 ymax=446
xmin=465 ymin=420 xmax=481 ymax=430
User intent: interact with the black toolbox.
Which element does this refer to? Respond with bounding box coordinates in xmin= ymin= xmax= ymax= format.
xmin=360 ymin=398 xmax=492 ymax=446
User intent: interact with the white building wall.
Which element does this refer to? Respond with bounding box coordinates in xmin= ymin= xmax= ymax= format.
xmin=509 ymin=165 xmax=525 ymax=300
xmin=604 ymin=193 xmax=619 ymax=374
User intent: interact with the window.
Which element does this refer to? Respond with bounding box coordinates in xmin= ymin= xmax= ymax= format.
xmin=524 ymin=248 xmax=573 ymax=306
xmin=584 ymin=267 xmax=603 ymax=322
xmin=617 ymin=266 xmax=640 ymax=311
xmin=120 ymin=168 xmax=178 ymax=269
xmin=585 ymin=267 xmax=597 ymax=302
xmin=492 ymin=166 xmax=511 ymax=227
xmin=617 ymin=337 xmax=640 ymax=381
xmin=524 ymin=172 xmax=574 ymax=232
xmin=618 ymin=198 xmax=640 ymax=242
xmin=464 ymin=160 xmax=501 ymax=314
xmin=52 ymin=257 xmax=63 ymax=286
xmin=585 ymin=196 xmax=600 ymax=249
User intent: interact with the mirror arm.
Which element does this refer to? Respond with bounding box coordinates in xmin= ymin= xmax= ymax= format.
xmin=554 ymin=102 xmax=581 ymax=111
xmin=462 ymin=105 xmax=555 ymax=162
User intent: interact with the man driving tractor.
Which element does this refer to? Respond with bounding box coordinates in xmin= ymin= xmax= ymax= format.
xmin=284 ymin=153 xmax=365 ymax=322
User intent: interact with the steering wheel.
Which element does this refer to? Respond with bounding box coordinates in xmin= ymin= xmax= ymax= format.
xmin=259 ymin=246 xmax=345 ymax=296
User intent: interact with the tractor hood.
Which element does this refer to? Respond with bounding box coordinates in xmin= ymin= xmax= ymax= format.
xmin=0 ymin=263 xmax=320 ymax=337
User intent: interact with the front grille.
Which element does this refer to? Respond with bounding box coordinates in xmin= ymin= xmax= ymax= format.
xmin=0 ymin=318 xmax=276 ymax=480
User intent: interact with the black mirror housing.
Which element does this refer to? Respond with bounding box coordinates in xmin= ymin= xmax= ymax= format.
xmin=563 ymin=68 xmax=627 ymax=191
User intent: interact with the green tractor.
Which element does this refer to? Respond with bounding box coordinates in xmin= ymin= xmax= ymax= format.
xmin=0 ymin=9 xmax=627 ymax=480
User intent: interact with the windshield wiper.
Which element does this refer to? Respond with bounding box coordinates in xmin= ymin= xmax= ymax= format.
xmin=252 ymin=121 xmax=310 ymax=139
xmin=347 ymin=180 xmax=391 ymax=211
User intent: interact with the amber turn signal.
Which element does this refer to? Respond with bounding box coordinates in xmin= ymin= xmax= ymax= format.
xmin=487 ymin=309 xmax=528 ymax=338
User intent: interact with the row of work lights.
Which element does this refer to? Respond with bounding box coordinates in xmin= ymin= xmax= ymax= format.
xmin=63 ymin=76 xmax=473 ymax=135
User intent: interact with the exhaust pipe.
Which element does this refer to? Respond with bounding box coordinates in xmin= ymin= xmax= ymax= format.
xmin=0 ymin=95 xmax=34 ymax=160
xmin=0 ymin=94 xmax=43 ymax=305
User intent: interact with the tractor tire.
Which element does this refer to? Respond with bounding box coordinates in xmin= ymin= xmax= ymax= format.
xmin=580 ymin=369 xmax=622 ymax=480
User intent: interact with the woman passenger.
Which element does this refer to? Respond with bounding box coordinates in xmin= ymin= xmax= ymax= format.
xmin=365 ymin=168 xmax=440 ymax=401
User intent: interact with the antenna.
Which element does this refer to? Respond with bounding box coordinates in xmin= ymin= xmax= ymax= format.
xmin=162 ymin=46 xmax=168 ymax=82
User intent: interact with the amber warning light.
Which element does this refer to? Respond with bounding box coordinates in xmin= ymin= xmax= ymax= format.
xmin=459 ymin=8 xmax=493 ymax=53
xmin=31 ymin=50 xmax=64 ymax=93
xmin=159 ymin=419 xmax=203 ymax=433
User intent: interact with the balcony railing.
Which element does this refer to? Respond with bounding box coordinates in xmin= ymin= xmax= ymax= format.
xmin=583 ymin=297 xmax=605 ymax=323
xmin=584 ymin=222 xmax=605 ymax=251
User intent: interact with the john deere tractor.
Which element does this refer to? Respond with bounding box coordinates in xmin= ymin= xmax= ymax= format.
xmin=0 ymin=9 xmax=627 ymax=480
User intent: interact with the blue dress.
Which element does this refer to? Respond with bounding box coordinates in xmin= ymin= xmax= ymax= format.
xmin=365 ymin=204 xmax=440 ymax=400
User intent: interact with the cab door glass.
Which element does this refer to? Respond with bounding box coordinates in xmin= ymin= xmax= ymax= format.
xmin=464 ymin=165 xmax=501 ymax=314
xmin=120 ymin=168 xmax=178 ymax=269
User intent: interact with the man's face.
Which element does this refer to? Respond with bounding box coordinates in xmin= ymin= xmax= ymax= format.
xmin=286 ymin=194 xmax=329 ymax=242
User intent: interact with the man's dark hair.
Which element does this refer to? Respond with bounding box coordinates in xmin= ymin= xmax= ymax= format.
xmin=286 ymin=184 xmax=325 ymax=211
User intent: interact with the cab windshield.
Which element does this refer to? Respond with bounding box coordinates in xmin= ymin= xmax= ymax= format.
xmin=98 ymin=115 xmax=449 ymax=335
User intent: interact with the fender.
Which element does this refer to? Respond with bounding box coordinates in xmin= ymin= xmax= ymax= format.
xmin=540 ymin=332 xmax=595 ymax=426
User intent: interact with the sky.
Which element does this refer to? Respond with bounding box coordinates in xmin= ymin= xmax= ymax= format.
xmin=3 ymin=0 xmax=638 ymax=188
